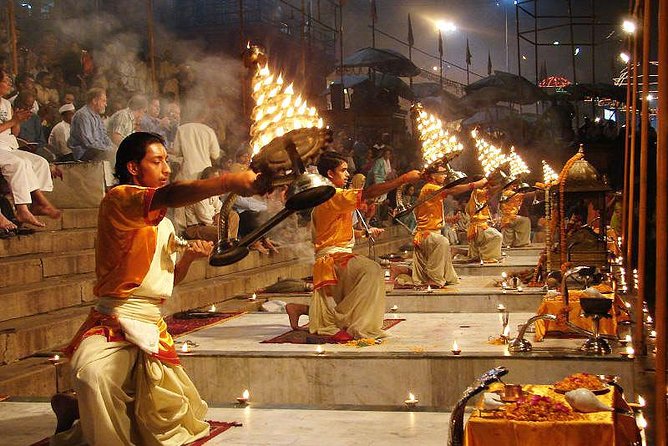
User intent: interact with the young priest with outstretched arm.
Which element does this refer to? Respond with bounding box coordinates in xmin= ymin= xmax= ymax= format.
xmin=51 ymin=132 xmax=259 ymax=446
xmin=286 ymin=151 xmax=421 ymax=341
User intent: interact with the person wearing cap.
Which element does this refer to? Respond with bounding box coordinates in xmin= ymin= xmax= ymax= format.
xmin=412 ymin=170 xmax=488 ymax=287
xmin=48 ymin=103 xmax=76 ymax=162
xmin=499 ymin=183 xmax=532 ymax=247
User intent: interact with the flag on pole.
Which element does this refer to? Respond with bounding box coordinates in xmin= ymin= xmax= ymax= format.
xmin=370 ymin=0 xmax=377 ymax=22
xmin=487 ymin=51 xmax=493 ymax=75
xmin=408 ymin=13 xmax=414 ymax=46
xmin=539 ymin=60 xmax=548 ymax=82
xmin=466 ymin=38 xmax=472 ymax=66
xmin=438 ymin=30 xmax=443 ymax=58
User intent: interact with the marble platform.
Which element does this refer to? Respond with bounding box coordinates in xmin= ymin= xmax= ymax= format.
xmin=0 ymin=401 xmax=454 ymax=446
xmin=176 ymin=312 xmax=636 ymax=409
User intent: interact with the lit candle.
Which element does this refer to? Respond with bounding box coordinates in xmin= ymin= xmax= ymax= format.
xmin=451 ymin=340 xmax=462 ymax=355
xmin=315 ymin=345 xmax=325 ymax=355
xmin=180 ymin=343 xmax=190 ymax=353
xmin=237 ymin=389 xmax=250 ymax=404
xmin=209 ymin=304 xmax=217 ymax=312
xmin=48 ymin=354 xmax=61 ymax=365
xmin=480 ymin=259 xmax=485 ymax=266
xmin=638 ymin=395 xmax=646 ymax=407
xmin=426 ymin=285 xmax=432 ymax=293
xmin=622 ymin=345 xmax=635 ymax=358
xmin=404 ymin=392 xmax=419 ymax=408
xmin=249 ymin=293 xmax=257 ymax=301
xmin=646 ymin=315 xmax=653 ymax=324
xmin=390 ymin=305 xmax=399 ymax=312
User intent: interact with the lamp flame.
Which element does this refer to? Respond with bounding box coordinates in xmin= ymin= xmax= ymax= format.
xmin=249 ymin=64 xmax=324 ymax=157
xmin=413 ymin=103 xmax=464 ymax=169
xmin=471 ymin=129 xmax=508 ymax=177
xmin=542 ymin=160 xmax=559 ymax=184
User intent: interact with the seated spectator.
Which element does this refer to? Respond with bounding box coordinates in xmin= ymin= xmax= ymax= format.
xmin=35 ymin=71 xmax=60 ymax=108
xmin=15 ymin=91 xmax=53 ymax=161
xmin=8 ymin=72 xmax=39 ymax=115
xmin=68 ymin=87 xmax=115 ymax=161
xmin=163 ymin=102 xmax=180 ymax=148
xmin=0 ymin=209 xmax=17 ymax=235
xmin=183 ymin=166 xmax=224 ymax=242
xmin=139 ymin=97 xmax=169 ymax=138
xmin=63 ymin=92 xmax=76 ymax=106
xmin=106 ymin=94 xmax=148 ymax=146
xmin=0 ymin=69 xmax=62 ymax=227
xmin=48 ymin=104 xmax=76 ymax=162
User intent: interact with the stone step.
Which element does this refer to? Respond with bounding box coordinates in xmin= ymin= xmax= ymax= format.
xmin=0 ymin=249 xmax=95 ymax=288
xmin=0 ymin=356 xmax=70 ymax=398
xmin=0 ymin=273 xmax=96 ymax=323
xmin=175 ymin=313 xmax=637 ymax=409
xmin=0 ymin=228 xmax=97 ymax=258
xmin=0 ymin=305 xmax=92 ymax=365
xmin=33 ymin=208 xmax=98 ymax=232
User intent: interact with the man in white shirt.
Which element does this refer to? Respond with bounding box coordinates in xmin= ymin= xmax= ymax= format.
xmin=48 ymin=104 xmax=76 ymax=162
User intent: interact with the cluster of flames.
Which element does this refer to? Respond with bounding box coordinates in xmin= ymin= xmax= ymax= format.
xmin=413 ymin=103 xmax=464 ymax=169
xmin=249 ymin=65 xmax=324 ymax=156
xmin=508 ymin=147 xmax=530 ymax=178
xmin=470 ymin=129 xmax=509 ymax=177
xmin=542 ymin=160 xmax=559 ymax=184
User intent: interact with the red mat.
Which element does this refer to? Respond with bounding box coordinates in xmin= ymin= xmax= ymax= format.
xmin=261 ymin=318 xmax=405 ymax=344
xmin=165 ymin=312 xmax=244 ymax=338
xmin=29 ymin=420 xmax=242 ymax=446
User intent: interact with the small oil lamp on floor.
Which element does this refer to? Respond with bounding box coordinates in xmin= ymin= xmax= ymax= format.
xmin=404 ymin=392 xmax=419 ymax=408
xmin=451 ymin=340 xmax=462 ymax=355
xmin=237 ymin=389 xmax=250 ymax=405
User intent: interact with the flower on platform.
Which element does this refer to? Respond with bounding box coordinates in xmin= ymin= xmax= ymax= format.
xmin=345 ymin=338 xmax=382 ymax=348
xmin=249 ymin=65 xmax=324 ymax=156
xmin=413 ymin=103 xmax=464 ymax=169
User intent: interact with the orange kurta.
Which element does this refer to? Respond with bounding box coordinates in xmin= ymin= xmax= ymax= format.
xmin=311 ymin=188 xmax=362 ymax=289
xmin=413 ymin=182 xmax=446 ymax=247
xmin=500 ymin=190 xmax=524 ymax=228
xmin=66 ymin=185 xmax=179 ymax=365
xmin=466 ymin=188 xmax=491 ymax=241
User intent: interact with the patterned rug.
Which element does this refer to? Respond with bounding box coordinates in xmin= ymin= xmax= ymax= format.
xmin=29 ymin=421 xmax=242 ymax=446
xmin=261 ymin=318 xmax=405 ymax=344
xmin=165 ymin=312 xmax=245 ymax=338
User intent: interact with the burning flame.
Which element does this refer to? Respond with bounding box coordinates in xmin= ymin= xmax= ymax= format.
xmin=471 ymin=129 xmax=508 ymax=177
xmin=413 ymin=103 xmax=464 ymax=169
xmin=180 ymin=343 xmax=189 ymax=353
xmin=407 ymin=392 xmax=416 ymax=401
xmin=242 ymin=389 xmax=250 ymax=400
xmin=452 ymin=340 xmax=460 ymax=351
xmin=249 ymin=64 xmax=324 ymax=156
xmin=542 ymin=160 xmax=559 ymax=184
xmin=508 ymin=147 xmax=530 ymax=178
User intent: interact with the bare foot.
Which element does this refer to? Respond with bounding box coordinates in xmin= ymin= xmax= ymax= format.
xmin=15 ymin=205 xmax=46 ymax=227
xmin=51 ymin=392 xmax=80 ymax=434
xmin=262 ymin=238 xmax=279 ymax=253
xmin=250 ymin=240 xmax=269 ymax=255
xmin=30 ymin=203 xmax=62 ymax=220
xmin=286 ymin=303 xmax=309 ymax=331
xmin=0 ymin=213 xmax=17 ymax=231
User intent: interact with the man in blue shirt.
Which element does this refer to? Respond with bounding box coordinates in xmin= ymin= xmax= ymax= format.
xmin=68 ymin=87 xmax=115 ymax=161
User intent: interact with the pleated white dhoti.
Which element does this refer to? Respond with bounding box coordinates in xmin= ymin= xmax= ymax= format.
xmin=412 ymin=231 xmax=459 ymax=286
xmin=502 ymin=215 xmax=531 ymax=247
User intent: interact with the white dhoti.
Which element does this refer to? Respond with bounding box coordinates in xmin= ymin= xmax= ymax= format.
xmin=309 ymin=255 xmax=386 ymax=339
xmin=0 ymin=148 xmax=53 ymax=204
xmin=51 ymin=298 xmax=209 ymax=446
xmin=412 ymin=231 xmax=459 ymax=286
xmin=467 ymin=227 xmax=503 ymax=262
xmin=502 ymin=215 xmax=531 ymax=247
